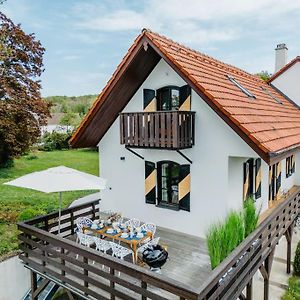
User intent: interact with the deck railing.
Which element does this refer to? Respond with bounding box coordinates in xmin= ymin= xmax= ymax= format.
xmin=119 ymin=111 xmax=195 ymax=149
xmin=18 ymin=200 xmax=199 ymax=300
xmin=18 ymin=188 xmax=300 ymax=300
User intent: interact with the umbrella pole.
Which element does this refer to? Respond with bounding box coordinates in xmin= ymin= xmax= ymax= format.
xmin=58 ymin=192 xmax=62 ymax=235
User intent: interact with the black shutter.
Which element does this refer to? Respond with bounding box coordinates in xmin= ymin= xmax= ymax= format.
xmin=292 ymin=155 xmax=296 ymax=173
xmin=178 ymin=164 xmax=190 ymax=211
xmin=179 ymin=85 xmax=191 ymax=111
xmin=286 ymin=157 xmax=290 ymax=178
xmin=143 ymin=89 xmax=156 ymax=112
xmin=145 ymin=161 xmax=156 ymax=204
xmin=276 ymin=162 xmax=281 ymax=196
xmin=255 ymin=158 xmax=261 ymax=199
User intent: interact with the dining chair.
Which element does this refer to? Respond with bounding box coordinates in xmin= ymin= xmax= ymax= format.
xmin=75 ymin=217 xmax=93 ymax=234
xmin=93 ymin=237 xmax=111 ymax=267
xmin=110 ymin=242 xmax=134 ymax=274
xmin=141 ymin=223 xmax=156 ymax=237
xmin=129 ymin=218 xmax=140 ymax=229
xmin=76 ymin=232 xmax=95 ymax=259
xmin=137 ymin=237 xmax=160 ymax=256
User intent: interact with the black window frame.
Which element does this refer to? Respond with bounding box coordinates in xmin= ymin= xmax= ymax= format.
xmin=157 ymin=160 xmax=180 ymax=210
xmin=156 ymin=86 xmax=180 ymax=111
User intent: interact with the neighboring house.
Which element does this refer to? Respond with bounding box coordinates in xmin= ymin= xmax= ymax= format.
xmin=70 ymin=29 xmax=300 ymax=237
xmin=268 ymin=44 xmax=300 ymax=106
xmin=41 ymin=113 xmax=72 ymax=135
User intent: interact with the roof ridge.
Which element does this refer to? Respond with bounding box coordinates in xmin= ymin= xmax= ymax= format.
xmin=143 ymin=28 xmax=264 ymax=84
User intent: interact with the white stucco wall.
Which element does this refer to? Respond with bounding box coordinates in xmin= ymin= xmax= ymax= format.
xmin=272 ymin=61 xmax=300 ymax=106
xmin=98 ymin=59 xmax=298 ymax=238
xmin=0 ymin=256 xmax=30 ymax=300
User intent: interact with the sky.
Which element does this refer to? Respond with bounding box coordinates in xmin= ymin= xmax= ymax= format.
xmin=1 ymin=0 xmax=300 ymax=97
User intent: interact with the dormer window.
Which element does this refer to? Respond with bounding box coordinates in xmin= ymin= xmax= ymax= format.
xmin=157 ymin=86 xmax=180 ymax=111
xmin=261 ymin=87 xmax=282 ymax=104
xmin=227 ymin=75 xmax=256 ymax=99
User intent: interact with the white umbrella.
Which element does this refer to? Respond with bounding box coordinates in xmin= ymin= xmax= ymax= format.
xmin=4 ymin=166 xmax=107 ymax=234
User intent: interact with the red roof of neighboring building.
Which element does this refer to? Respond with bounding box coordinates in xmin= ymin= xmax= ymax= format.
xmin=268 ymin=56 xmax=300 ymax=82
xmin=70 ymin=29 xmax=300 ymax=163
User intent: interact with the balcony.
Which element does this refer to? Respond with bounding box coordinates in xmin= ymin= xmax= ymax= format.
xmin=119 ymin=111 xmax=196 ymax=149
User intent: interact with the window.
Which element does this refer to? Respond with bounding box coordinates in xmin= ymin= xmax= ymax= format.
xmin=261 ymin=87 xmax=282 ymax=104
xmin=286 ymin=155 xmax=295 ymax=178
xmin=145 ymin=160 xmax=191 ymax=211
xmin=157 ymin=161 xmax=180 ymax=207
xmin=227 ymin=75 xmax=256 ymax=99
xmin=243 ymin=158 xmax=261 ymax=200
xmin=156 ymin=86 xmax=180 ymax=111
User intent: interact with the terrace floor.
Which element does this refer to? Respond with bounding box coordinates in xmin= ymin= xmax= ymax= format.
xmin=68 ymin=225 xmax=211 ymax=290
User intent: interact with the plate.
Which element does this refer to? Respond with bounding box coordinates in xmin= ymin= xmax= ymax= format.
xmin=121 ymin=233 xmax=129 ymax=238
xmin=106 ymin=229 xmax=114 ymax=234
xmin=136 ymin=233 xmax=143 ymax=238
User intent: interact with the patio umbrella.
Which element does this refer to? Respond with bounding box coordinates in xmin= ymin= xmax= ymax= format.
xmin=4 ymin=166 xmax=107 ymax=234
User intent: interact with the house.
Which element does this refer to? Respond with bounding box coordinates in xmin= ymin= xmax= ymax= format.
xmin=268 ymin=44 xmax=300 ymax=106
xmin=41 ymin=113 xmax=73 ymax=135
xmin=70 ymin=29 xmax=300 ymax=238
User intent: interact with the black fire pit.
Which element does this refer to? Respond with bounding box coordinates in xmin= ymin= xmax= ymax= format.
xmin=142 ymin=244 xmax=168 ymax=271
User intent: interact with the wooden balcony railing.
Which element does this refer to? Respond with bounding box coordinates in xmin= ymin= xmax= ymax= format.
xmin=18 ymin=187 xmax=300 ymax=300
xmin=119 ymin=111 xmax=195 ymax=149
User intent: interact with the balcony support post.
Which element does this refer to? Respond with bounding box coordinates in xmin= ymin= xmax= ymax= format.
xmin=30 ymin=270 xmax=38 ymax=300
xmin=285 ymin=224 xmax=293 ymax=274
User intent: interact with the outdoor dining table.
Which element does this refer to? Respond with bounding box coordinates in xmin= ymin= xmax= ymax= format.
xmin=83 ymin=224 xmax=152 ymax=263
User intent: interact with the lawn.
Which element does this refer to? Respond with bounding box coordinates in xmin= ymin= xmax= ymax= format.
xmin=0 ymin=149 xmax=99 ymax=258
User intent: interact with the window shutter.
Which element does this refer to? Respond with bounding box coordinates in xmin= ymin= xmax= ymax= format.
xmin=268 ymin=166 xmax=273 ymax=202
xmin=143 ymin=89 xmax=156 ymax=112
xmin=292 ymin=155 xmax=296 ymax=173
xmin=255 ymin=158 xmax=261 ymax=199
xmin=243 ymin=162 xmax=250 ymax=201
xmin=276 ymin=162 xmax=281 ymax=198
xmin=179 ymin=85 xmax=191 ymax=111
xmin=145 ymin=161 xmax=156 ymax=204
xmin=286 ymin=157 xmax=290 ymax=178
xmin=178 ymin=164 xmax=190 ymax=211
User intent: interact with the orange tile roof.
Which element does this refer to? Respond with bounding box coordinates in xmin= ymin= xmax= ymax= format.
xmin=70 ymin=29 xmax=300 ymax=162
xmin=268 ymin=56 xmax=300 ymax=82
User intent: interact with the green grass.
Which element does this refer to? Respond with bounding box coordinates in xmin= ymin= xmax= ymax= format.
xmin=282 ymin=276 xmax=300 ymax=300
xmin=0 ymin=149 xmax=99 ymax=257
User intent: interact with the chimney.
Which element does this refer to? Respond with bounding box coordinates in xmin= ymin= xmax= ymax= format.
xmin=275 ymin=43 xmax=288 ymax=72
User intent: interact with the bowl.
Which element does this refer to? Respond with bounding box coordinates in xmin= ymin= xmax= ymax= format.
xmin=107 ymin=229 xmax=114 ymax=234
xmin=121 ymin=233 xmax=129 ymax=238
xmin=136 ymin=233 xmax=143 ymax=238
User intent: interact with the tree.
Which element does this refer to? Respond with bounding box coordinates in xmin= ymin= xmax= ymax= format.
xmin=0 ymin=12 xmax=50 ymax=167
xmin=255 ymin=70 xmax=272 ymax=81
xmin=59 ymin=112 xmax=81 ymax=132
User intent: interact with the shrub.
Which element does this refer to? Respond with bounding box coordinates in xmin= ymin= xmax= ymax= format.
xmin=18 ymin=207 xmax=46 ymax=222
xmin=206 ymin=211 xmax=244 ymax=269
xmin=39 ymin=132 xmax=71 ymax=151
xmin=244 ymin=198 xmax=260 ymax=237
xmin=294 ymin=242 xmax=300 ymax=276
xmin=25 ymin=154 xmax=38 ymax=160
xmin=282 ymin=277 xmax=300 ymax=300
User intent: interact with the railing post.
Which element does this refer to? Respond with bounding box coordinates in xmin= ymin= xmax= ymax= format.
xmin=141 ymin=281 xmax=147 ymax=300
xmin=83 ymin=257 xmax=88 ymax=296
xmin=110 ymin=268 xmax=115 ymax=300
xmin=246 ymin=279 xmax=253 ymax=300
xmin=92 ymin=202 xmax=96 ymax=220
xmin=61 ymin=247 xmax=65 ymax=283
xmin=70 ymin=210 xmax=75 ymax=235
xmin=31 ymin=270 xmax=38 ymax=300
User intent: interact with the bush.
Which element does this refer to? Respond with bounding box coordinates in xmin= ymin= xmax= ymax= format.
xmin=244 ymin=198 xmax=260 ymax=237
xmin=18 ymin=207 xmax=46 ymax=222
xmin=206 ymin=211 xmax=244 ymax=269
xmin=39 ymin=132 xmax=71 ymax=151
xmin=282 ymin=277 xmax=300 ymax=300
xmin=294 ymin=242 xmax=300 ymax=276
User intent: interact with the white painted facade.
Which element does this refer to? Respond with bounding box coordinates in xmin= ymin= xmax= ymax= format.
xmin=98 ymin=59 xmax=299 ymax=238
xmin=272 ymin=61 xmax=300 ymax=106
